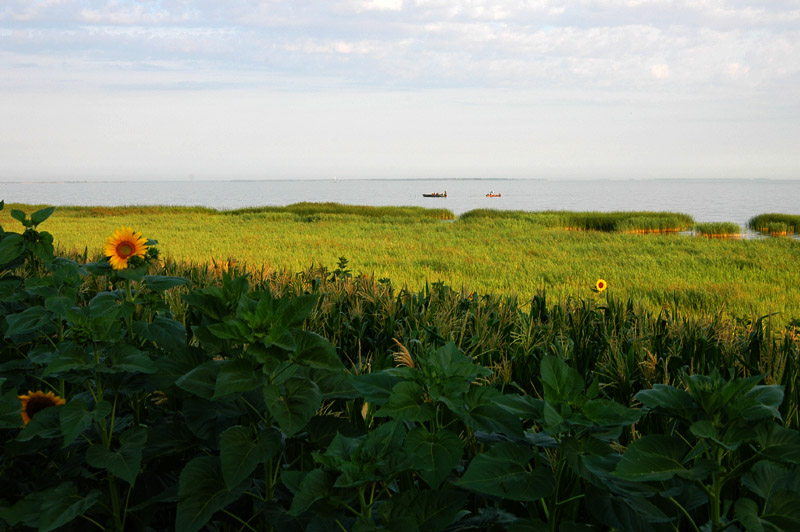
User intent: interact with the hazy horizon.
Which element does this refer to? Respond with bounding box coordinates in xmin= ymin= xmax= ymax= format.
xmin=2 ymin=1 xmax=799 ymax=182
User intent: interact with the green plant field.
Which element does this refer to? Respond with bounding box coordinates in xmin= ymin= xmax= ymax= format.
xmin=694 ymin=222 xmax=741 ymax=237
xmin=2 ymin=202 xmax=799 ymax=324
xmin=3 ymin=203 xmax=800 ymax=531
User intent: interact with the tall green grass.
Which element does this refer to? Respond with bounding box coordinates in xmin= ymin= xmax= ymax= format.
xmin=749 ymin=213 xmax=800 ymax=234
xmin=694 ymin=222 xmax=741 ymax=237
xmin=2 ymin=203 xmax=798 ymax=324
xmin=460 ymin=209 xmax=694 ymax=232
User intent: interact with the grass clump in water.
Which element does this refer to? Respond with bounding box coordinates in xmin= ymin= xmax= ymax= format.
xmin=694 ymin=222 xmax=741 ymax=238
xmin=460 ymin=209 xmax=693 ymax=232
xmin=748 ymin=213 xmax=800 ymax=235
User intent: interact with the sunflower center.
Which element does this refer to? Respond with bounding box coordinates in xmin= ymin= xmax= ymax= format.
xmin=116 ymin=242 xmax=135 ymax=259
xmin=24 ymin=396 xmax=59 ymax=419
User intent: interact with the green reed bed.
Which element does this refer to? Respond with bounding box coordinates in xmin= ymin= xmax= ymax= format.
xmin=748 ymin=213 xmax=800 ymax=235
xmin=460 ymin=208 xmax=694 ymax=232
xmin=3 ymin=205 xmax=800 ymax=532
xmin=694 ymin=222 xmax=741 ymax=238
xmin=2 ymin=203 xmax=799 ymax=324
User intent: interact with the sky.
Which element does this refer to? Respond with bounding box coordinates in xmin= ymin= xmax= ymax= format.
xmin=1 ymin=0 xmax=799 ymax=181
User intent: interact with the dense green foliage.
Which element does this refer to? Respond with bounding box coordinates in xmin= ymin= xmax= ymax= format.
xmin=2 ymin=204 xmax=800 ymax=531
xmin=749 ymin=214 xmax=800 ymax=235
xmin=694 ymin=222 xmax=741 ymax=237
xmin=459 ymin=209 xmax=694 ymax=232
xmin=2 ymin=203 xmax=799 ymax=325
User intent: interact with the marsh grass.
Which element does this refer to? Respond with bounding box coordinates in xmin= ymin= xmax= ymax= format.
xmin=694 ymin=222 xmax=741 ymax=238
xmin=749 ymin=213 xmax=800 ymax=235
xmin=2 ymin=203 xmax=799 ymax=324
xmin=460 ymin=209 xmax=694 ymax=232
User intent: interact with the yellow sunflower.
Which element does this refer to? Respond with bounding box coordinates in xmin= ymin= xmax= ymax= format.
xmin=104 ymin=227 xmax=148 ymax=270
xmin=18 ymin=390 xmax=66 ymax=425
xmin=596 ymin=279 xmax=608 ymax=292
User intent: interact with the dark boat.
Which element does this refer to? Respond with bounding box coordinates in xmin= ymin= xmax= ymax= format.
xmin=423 ymin=192 xmax=447 ymax=198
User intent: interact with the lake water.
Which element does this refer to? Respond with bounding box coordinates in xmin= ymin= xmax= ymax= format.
xmin=2 ymin=178 xmax=799 ymax=229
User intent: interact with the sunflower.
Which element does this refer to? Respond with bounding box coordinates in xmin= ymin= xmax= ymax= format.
xmin=596 ymin=279 xmax=608 ymax=292
xmin=104 ymin=227 xmax=149 ymax=270
xmin=18 ymin=390 xmax=66 ymax=425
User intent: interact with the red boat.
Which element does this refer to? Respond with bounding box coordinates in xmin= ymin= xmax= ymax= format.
xmin=486 ymin=193 xmax=501 ymax=197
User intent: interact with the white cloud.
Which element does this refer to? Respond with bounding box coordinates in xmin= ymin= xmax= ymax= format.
xmin=651 ymin=63 xmax=671 ymax=79
xmin=358 ymin=0 xmax=403 ymax=11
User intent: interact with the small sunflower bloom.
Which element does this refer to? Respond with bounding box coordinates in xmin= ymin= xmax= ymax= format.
xmin=595 ymin=279 xmax=608 ymax=292
xmin=18 ymin=390 xmax=66 ymax=425
xmin=105 ymin=227 xmax=149 ymax=270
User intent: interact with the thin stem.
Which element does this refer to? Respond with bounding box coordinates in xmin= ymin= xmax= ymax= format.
xmin=79 ymin=513 xmax=106 ymax=531
xmin=668 ymin=497 xmax=702 ymax=532
xmin=222 ymin=509 xmax=259 ymax=532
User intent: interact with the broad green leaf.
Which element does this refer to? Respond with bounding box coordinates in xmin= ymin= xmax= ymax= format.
xmin=44 ymin=295 xmax=75 ymax=317
xmin=742 ymin=460 xmax=800 ymax=501
xmin=381 ymin=489 xmax=469 ymax=532
xmin=689 ymin=420 xmax=718 ymax=440
xmin=0 ymin=388 xmax=24 ymax=429
xmin=37 ymin=483 xmax=100 ymax=532
xmin=59 ymin=399 xmax=92 ymax=446
xmin=492 ymin=393 xmax=545 ymax=420
xmin=447 ymin=386 xmax=523 ymax=438
xmin=133 ymin=317 xmax=187 ymax=350
xmin=263 ymin=377 xmax=322 ymax=436
xmin=735 ymin=498 xmax=767 ymax=532
xmin=582 ymin=399 xmax=641 ymax=427
xmin=293 ymin=330 xmax=344 ymax=370
xmin=106 ymin=344 xmax=157 ymax=374
xmin=427 ymin=342 xmax=492 ymax=381
xmin=0 ymin=482 xmax=100 ymax=531
xmin=613 ymin=435 xmax=689 ymax=482
xmin=5 ymin=306 xmax=50 ymax=337
xmin=375 ymin=381 xmax=435 ymax=422
xmin=220 ymin=425 xmax=281 ymax=490
xmin=16 ymin=405 xmax=62 ymax=441
xmin=288 ymin=469 xmax=332 ymax=516
xmin=176 ymin=456 xmax=243 ymax=532
xmin=143 ymin=275 xmax=191 ymax=292
xmin=43 ymin=342 xmax=89 ymax=376
xmin=350 ymin=371 xmax=401 ymax=405
xmin=585 ymin=487 xmax=673 ymax=532
xmin=213 ymin=358 xmax=262 ymax=399
xmin=754 ymin=423 xmax=800 ymax=464
xmin=540 ymin=355 xmax=583 ymax=404
xmin=0 ymin=233 xmax=24 ymax=265
xmin=30 ymin=206 xmax=55 ymax=226
xmin=176 ymin=361 xmax=221 ymax=399
xmin=85 ymin=426 xmax=147 ymax=485
xmin=404 ymin=427 xmax=463 ymax=489
xmin=635 ymin=384 xmax=698 ymax=421
xmin=182 ymin=396 xmax=243 ymax=443
xmin=742 ymin=385 xmax=784 ymax=421
xmin=457 ymin=442 xmax=554 ymax=501
xmin=281 ymin=293 xmax=319 ymax=326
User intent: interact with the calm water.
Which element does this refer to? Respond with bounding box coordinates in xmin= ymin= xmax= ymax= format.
xmin=2 ymin=178 xmax=799 ymax=229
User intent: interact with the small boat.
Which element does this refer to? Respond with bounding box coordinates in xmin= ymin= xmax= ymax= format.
xmin=486 ymin=192 xmax=501 ymax=197
xmin=423 ymin=192 xmax=447 ymax=198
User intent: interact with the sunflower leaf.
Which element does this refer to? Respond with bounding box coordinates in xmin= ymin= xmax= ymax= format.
xmin=263 ymin=377 xmax=322 ymax=437
xmin=219 ymin=425 xmax=281 ymax=490
xmin=85 ymin=426 xmax=147 ymax=485
xmin=176 ymin=456 xmax=244 ymax=532
xmin=59 ymin=399 xmax=93 ymax=447
xmin=30 ymin=206 xmax=55 ymax=226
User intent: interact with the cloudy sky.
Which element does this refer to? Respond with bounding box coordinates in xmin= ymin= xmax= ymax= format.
xmin=1 ymin=0 xmax=799 ymax=181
